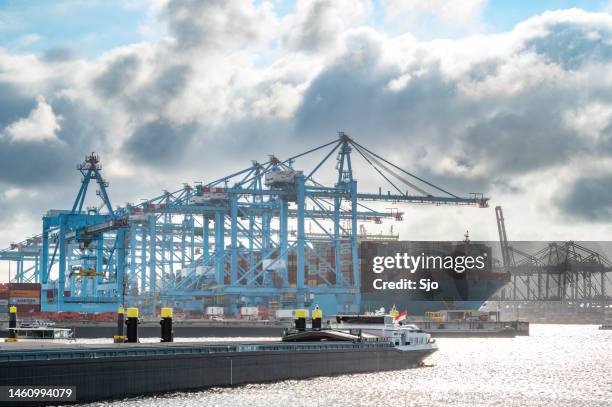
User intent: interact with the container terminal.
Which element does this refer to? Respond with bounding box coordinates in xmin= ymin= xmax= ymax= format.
xmin=0 ymin=133 xmax=491 ymax=318
xmin=1 ymin=133 xmax=601 ymax=328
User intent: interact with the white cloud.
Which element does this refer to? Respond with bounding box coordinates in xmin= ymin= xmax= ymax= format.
xmin=158 ymin=0 xmax=278 ymax=53
xmin=3 ymin=96 xmax=62 ymax=142
xmin=563 ymin=103 xmax=612 ymax=139
xmin=382 ymin=0 xmax=487 ymax=33
xmin=4 ymin=4 xmax=612 ymax=249
xmin=283 ymin=0 xmax=373 ymax=53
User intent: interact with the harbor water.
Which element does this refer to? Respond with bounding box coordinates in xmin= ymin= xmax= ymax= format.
xmin=75 ymin=324 xmax=610 ymax=407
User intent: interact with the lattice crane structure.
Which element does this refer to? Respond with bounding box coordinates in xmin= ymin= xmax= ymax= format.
xmin=1 ymin=133 xmax=488 ymax=315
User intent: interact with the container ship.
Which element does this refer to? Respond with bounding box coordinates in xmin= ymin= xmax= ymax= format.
xmin=359 ymin=240 xmax=509 ymax=315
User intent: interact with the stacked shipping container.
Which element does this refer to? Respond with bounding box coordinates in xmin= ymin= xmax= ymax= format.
xmin=5 ymin=283 xmax=42 ymax=313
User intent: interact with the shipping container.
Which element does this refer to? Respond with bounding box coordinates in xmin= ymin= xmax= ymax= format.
xmin=8 ymin=283 xmax=41 ymax=290
xmin=206 ymin=306 xmax=224 ymax=316
xmin=275 ymin=309 xmax=309 ymax=319
xmin=240 ymin=307 xmax=258 ymax=316
xmin=9 ymin=297 xmax=40 ymax=305
xmin=275 ymin=309 xmax=294 ymax=319
xmin=11 ymin=304 xmax=41 ymax=313
xmin=9 ymin=289 xmax=40 ymax=298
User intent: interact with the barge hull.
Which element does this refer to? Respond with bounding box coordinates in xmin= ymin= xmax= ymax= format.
xmin=0 ymin=343 xmax=433 ymax=404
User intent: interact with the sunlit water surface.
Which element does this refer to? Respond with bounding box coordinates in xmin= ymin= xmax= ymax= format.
xmin=75 ymin=325 xmax=610 ymax=407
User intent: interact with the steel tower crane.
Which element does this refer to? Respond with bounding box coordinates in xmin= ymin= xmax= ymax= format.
xmin=37 ymin=153 xmax=128 ymax=311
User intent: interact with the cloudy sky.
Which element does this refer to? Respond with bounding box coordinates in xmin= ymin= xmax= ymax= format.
xmin=2 ymin=0 xmax=612 ymax=256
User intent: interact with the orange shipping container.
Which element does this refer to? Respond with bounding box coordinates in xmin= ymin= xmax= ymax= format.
xmin=9 ymin=289 xmax=41 ymax=298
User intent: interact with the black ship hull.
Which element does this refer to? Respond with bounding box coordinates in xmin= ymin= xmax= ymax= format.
xmin=0 ymin=342 xmax=434 ymax=404
xmin=360 ymin=240 xmax=510 ymax=314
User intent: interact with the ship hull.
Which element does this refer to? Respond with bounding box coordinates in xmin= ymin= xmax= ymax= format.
xmin=0 ymin=342 xmax=435 ymax=403
xmin=359 ymin=240 xmax=510 ymax=315
xmin=360 ymin=278 xmax=507 ymax=314
xmin=361 ymin=273 xmax=506 ymax=315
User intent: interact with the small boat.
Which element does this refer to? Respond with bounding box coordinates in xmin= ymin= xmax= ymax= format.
xmin=18 ymin=320 xmax=56 ymax=328
xmin=10 ymin=320 xmax=73 ymax=340
xmin=599 ymin=322 xmax=612 ymax=330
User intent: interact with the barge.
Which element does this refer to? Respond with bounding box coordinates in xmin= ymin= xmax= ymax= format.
xmin=9 ymin=327 xmax=73 ymax=340
xmin=7 ymin=320 xmax=74 ymax=340
xmin=0 ymin=316 xmax=436 ymax=404
xmin=412 ymin=320 xmax=529 ymax=337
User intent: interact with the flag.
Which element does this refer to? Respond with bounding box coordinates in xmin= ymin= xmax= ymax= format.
xmin=395 ymin=311 xmax=407 ymax=322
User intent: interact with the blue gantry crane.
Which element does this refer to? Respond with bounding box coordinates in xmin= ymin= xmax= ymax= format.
xmin=0 ymin=133 xmax=488 ymax=315
xmin=41 ymin=153 xmax=129 ymax=311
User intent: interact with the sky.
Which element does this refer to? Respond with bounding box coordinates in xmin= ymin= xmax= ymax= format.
xmin=2 ymin=0 xmax=612 ymax=271
xmin=1 ymin=1 xmax=610 ymax=54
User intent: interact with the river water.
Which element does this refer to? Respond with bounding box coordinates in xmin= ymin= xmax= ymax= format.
xmin=78 ymin=324 xmax=610 ymax=407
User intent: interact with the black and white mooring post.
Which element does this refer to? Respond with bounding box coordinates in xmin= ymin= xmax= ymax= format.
xmin=126 ymin=307 xmax=139 ymax=343
xmin=312 ymin=305 xmax=322 ymax=330
xmin=5 ymin=306 xmax=18 ymax=342
xmin=295 ymin=309 xmax=307 ymax=331
xmin=160 ymin=307 xmax=173 ymax=342
xmin=113 ymin=307 xmax=126 ymax=343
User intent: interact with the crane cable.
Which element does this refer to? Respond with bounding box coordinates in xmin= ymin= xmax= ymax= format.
xmin=352 ymin=143 xmax=430 ymax=196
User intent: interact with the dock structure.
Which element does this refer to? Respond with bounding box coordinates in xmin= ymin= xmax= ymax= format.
xmin=492 ymin=207 xmax=612 ymax=313
xmin=412 ymin=320 xmax=529 ymax=338
xmin=0 ymin=133 xmax=487 ymax=316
